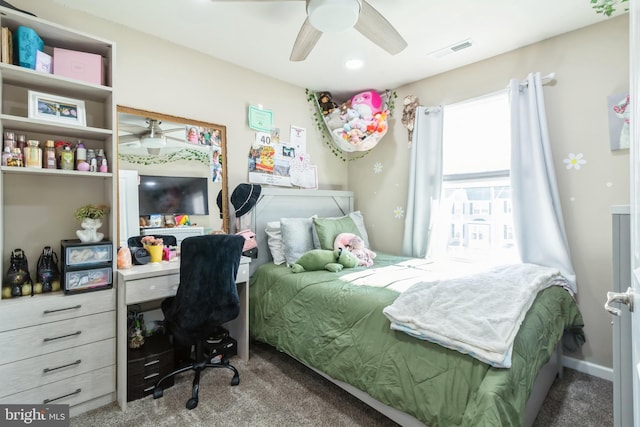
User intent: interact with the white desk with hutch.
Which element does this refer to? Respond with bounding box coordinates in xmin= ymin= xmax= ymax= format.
xmin=116 ymin=257 xmax=250 ymax=411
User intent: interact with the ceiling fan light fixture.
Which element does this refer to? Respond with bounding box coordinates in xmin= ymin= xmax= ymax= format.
xmin=140 ymin=135 xmax=166 ymax=148
xmin=307 ymin=0 xmax=360 ymax=33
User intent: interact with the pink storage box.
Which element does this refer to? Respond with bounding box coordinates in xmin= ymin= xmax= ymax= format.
xmin=53 ymin=47 xmax=104 ymax=85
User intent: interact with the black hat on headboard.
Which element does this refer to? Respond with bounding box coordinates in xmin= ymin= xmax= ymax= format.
xmin=231 ymin=183 xmax=261 ymax=218
xmin=216 ymin=190 xmax=223 ymax=219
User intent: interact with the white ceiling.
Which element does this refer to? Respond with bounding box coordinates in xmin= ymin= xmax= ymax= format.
xmin=50 ymin=0 xmax=612 ymax=99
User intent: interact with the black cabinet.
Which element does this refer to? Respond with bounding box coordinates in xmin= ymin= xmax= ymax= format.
xmin=127 ymin=334 xmax=174 ymax=402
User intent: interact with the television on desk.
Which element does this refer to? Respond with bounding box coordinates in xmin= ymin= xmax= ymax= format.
xmin=138 ymin=175 xmax=209 ymax=216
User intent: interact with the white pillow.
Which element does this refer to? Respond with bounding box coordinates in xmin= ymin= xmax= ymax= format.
xmin=280 ymin=216 xmax=317 ymax=267
xmin=265 ymin=221 xmax=285 ymax=265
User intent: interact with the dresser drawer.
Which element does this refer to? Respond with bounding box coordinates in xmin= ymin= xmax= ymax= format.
xmin=124 ymin=273 xmax=179 ymax=304
xmin=0 ymin=338 xmax=115 ymax=398
xmin=0 ymin=311 xmax=115 ymax=365
xmin=0 ymin=365 xmax=115 ymax=406
xmin=0 ymin=288 xmax=115 ymax=333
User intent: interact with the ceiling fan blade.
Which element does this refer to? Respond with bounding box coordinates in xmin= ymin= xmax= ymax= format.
xmin=118 ymin=134 xmax=141 ymax=144
xmin=290 ymin=18 xmax=322 ymax=62
xmin=354 ymin=0 xmax=407 ymax=55
xmin=119 ymin=123 xmax=147 ymax=134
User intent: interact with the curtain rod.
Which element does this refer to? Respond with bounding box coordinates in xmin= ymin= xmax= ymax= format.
xmin=520 ymin=72 xmax=556 ymax=87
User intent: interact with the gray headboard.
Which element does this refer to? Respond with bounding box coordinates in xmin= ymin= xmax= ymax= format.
xmin=249 ymin=187 xmax=354 ymax=276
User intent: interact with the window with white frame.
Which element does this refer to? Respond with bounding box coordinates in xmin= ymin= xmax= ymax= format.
xmin=428 ymin=92 xmax=520 ymax=264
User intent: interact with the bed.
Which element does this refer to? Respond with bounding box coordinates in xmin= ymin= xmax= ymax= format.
xmin=248 ymin=188 xmax=584 ymax=427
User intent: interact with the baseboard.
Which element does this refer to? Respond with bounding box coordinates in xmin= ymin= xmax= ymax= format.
xmin=562 ymin=355 xmax=613 ymax=382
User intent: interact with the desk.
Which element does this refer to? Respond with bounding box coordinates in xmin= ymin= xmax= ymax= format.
xmin=116 ymin=257 xmax=250 ymax=411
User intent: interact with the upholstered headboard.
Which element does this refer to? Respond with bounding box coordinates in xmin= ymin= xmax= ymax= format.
xmin=249 ymin=188 xmax=354 ymax=276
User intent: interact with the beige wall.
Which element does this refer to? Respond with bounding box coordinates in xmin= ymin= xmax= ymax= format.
xmin=19 ymin=0 xmax=627 ymax=369
xmin=351 ymin=15 xmax=629 ymax=369
xmin=17 ymin=0 xmax=349 ymax=200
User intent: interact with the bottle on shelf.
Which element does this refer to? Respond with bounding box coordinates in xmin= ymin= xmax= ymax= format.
xmin=75 ymin=141 xmax=88 ymax=171
xmin=99 ymin=158 xmax=108 ymax=173
xmin=96 ymin=148 xmax=105 ymax=168
xmin=24 ymin=140 xmax=42 ymax=168
xmin=3 ymin=131 xmax=15 ymax=150
xmin=2 ymin=146 xmax=11 ymax=166
xmin=60 ymin=145 xmax=74 ymax=170
xmin=16 ymin=134 xmax=26 ymax=160
xmin=86 ymin=148 xmax=96 ymax=170
xmin=8 ymin=148 xmax=23 ymax=167
xmin=44 ymin=140 xmax=56 ymax=169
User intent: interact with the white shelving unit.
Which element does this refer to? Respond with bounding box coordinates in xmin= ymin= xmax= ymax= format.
xmin=0 ymin=6 xmax=117 ymax=416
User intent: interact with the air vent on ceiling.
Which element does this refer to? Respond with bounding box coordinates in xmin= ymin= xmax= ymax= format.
xmin=427 ymin=39 xmax=473 ymax=59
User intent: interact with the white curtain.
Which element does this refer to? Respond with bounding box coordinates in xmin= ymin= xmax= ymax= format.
xmin=509 ymin=72 xmax=576 ymax=293
xmin=402 ymin=106 xmax=444 ymax=257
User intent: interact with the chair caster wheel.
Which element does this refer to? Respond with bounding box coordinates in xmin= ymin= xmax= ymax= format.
xmin=153 ymin=388 xmax=163 ymax=399
xmin=231 ymin=375 xmax=240 ymax=386
xmin=186 ymin=398 xmax=198 ymax=410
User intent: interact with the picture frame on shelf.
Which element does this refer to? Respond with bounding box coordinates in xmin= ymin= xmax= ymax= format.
xmin=28 ymin=90 xmax=86 ymax=126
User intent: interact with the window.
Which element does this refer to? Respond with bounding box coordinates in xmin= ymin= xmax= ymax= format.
xmin=428 ymin=92 xmax=520 ymax=264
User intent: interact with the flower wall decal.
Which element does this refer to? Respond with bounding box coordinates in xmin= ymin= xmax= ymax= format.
xmin=563 ymin=153 xmax=587 ymax=170
xmin=394 ymin=206 xmax=405 ymax=219
xmin=373 ymin=162 xmax=383 ymax=174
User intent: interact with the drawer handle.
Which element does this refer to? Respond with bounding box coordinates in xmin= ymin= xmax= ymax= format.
xmin=144 ymin=359 xmax=160 ymax=367
xmin=43 ymin=359 xmax=82 ymax=373
xmin=43 ymin=331 xmax=81 ymax=342
xmin=143 ymin=385 xmax=155 ymax=393
xmin=43 ymin=388 xmax=81 ymax=404
xmin=144 ymin=372 xmax=160 ymax=380
xmin=43 ymin=305 xmax=81 ymax=314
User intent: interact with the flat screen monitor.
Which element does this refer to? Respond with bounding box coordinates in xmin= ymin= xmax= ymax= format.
xmin=138 ymin=175 xmax=209 ymax=216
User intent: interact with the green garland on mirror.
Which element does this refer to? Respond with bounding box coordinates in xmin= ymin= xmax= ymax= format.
xmin=591 ymin=0 xmax=628 ymax=16
xmin=118 ymin=147 xmax=211 ymax=166
xmin=305 ymin=88 xmax=396 ymax=162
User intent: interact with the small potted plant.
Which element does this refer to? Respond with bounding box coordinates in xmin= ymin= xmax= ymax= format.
xmin=74 ymin=204 xmax=109 ymax=243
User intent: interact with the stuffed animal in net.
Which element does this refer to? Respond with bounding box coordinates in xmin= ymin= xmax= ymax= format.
xmin=334 ymin=232 xmax=377 ymax=267
xmin=317 ymin=91 xmax=339 ymax=116
xmin=401 ymin=95 xmax=420 ymax=143
xmin=291 ymin=248 xmax=359 ymax=273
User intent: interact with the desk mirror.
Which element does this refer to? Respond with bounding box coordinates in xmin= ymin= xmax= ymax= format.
xmin=116 ymin=106 xmax=229 ymax=241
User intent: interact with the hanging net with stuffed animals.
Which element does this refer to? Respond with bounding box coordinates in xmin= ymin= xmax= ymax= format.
xmin=314 ymin=90 xmax=391 ymax=153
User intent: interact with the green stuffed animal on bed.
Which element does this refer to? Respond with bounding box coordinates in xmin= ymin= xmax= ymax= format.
xmin=291 ymin=248 xmax=359 ymax=273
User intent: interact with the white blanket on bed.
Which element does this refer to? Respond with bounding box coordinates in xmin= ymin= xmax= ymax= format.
xmin=382 ymin=263 xmax=567 ymax=368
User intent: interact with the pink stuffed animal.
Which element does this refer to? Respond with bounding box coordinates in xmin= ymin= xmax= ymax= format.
xmin=333 ymin=232 xmax=376 ymax=267
xmin=350 ymin=90 xmax=383 ymax=120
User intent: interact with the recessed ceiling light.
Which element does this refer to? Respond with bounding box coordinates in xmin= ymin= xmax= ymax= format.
xmin=345 ymin=59 xmax=363 ymax=70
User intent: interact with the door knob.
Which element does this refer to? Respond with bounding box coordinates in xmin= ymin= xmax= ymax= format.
xmin=605 ymin=287 xmax=634 ymax=316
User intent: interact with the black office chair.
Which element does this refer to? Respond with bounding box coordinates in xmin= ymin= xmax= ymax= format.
xmin=152 ymin=234 xmax=245 ymax=410
xmin=127 ymin=234 xmax=178 ymax=249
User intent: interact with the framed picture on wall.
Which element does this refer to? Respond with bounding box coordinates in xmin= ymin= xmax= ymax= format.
xmin=28 ymin=90 xmax=86 ymax=126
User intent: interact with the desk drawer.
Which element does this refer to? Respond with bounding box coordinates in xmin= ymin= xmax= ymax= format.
xmin=0 ymin=365 xmax=115 ymax=406
xmin=124 ymin=273 xmax=180 ymax=304
xmin=237 ymin=262 xmax=249 ymax=283
xmin=0 ymin=338 xmax=115 ymax=398
xmin=0 ymin=311 xmax=115 ymax=365
xmin=0 ymin=288 xmax=115 ymax=333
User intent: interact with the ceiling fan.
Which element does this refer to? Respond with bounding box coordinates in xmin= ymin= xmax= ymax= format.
xmin=212 ymin=0 xmax=407 ymax=61
xmin=118 ymin=117 xmax=186 ymax=155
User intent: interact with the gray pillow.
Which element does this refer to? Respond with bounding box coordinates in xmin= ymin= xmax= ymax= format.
xmin=280 ymin=216 xmax=317 ymax=266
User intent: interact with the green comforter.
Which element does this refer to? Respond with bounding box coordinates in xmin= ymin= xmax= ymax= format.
xmin=249 ymin=253 xmax=584 ymax=427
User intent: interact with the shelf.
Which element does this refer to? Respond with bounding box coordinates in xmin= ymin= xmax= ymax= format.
xmin=0 ymin=114 xmax=112 ymax=139
xmin=0 ymin=166 xmax=113 ymax=178
xmin=0 ymin=63 xmax=113 ymax=102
